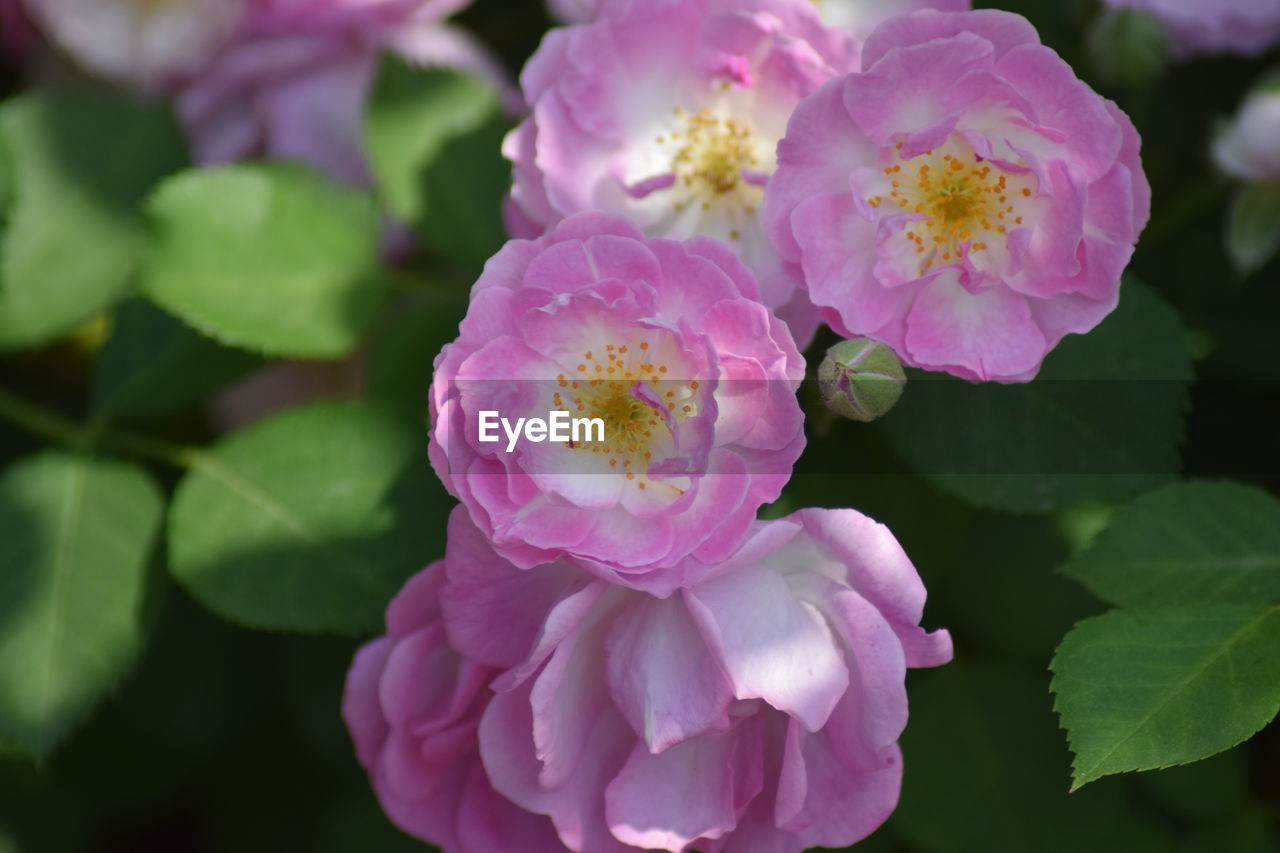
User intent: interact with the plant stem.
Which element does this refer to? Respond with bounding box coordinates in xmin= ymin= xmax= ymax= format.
xmin=0 ymin=385 xmax=201 ymax=469
xmin=0 ymin=385 xmax=87 ymax=448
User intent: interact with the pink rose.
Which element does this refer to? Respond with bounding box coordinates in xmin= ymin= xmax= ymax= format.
xmin=1215 ymin=82 xmax=1280 ymax=185
xmin=429 ymin=213 xmax=805 ymax=593
xmin=342 ymin=561 xmax=569 ymax=852
xmin=765 ymin=9 xmax=1150 ymax=382
xmin=436 ymin=506 xmax=952 ymax=853
xmin=505 ymin=0 xmax=856 ymax=335
xmin=177 ymin=0 xmax=511 ymax=188
xmin=1101 ymin=0 xmax=1280 ymax=58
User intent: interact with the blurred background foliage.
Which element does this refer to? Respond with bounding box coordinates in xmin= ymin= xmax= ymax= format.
xmin=0 ymin=0 xmax=1277 ymax=851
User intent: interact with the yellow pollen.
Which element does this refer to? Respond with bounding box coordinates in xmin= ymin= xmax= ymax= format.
xmin=862 ymin=141 xmax=1036 ymax=275
xmin=669 ymin=108 xmax=758 ymax=196
xmin=554 ymin=338 xmax=703 ymax=490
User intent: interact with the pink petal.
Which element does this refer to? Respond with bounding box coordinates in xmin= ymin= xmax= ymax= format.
xmin=903 ymin=270 xmax=1047 ymax=381
xmin=604 ymin=595 xmax=735 ymax=753
xmin=686 ymin=564 xmax=849 ymax=732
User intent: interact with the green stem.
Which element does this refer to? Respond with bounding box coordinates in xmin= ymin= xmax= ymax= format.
xmin=0 ymin=385 xmax=87 ymax=448
xmin=0 ymin=385 xmax=201 ymax=469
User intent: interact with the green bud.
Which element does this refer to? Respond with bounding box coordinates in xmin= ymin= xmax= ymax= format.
xmin=1087 ymin=6 xmax=1168 ymax=89
xmin=818 ymin=338 xmax=906 ymax=423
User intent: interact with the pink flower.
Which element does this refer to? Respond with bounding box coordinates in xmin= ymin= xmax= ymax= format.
xmin=765 ymin=9 xmax=1150 ymax=382
xmin=1214 ymin=81 xmax=1280 ymax=184
xmin=1101 ymin=0 xmax=1280 ymax=58
xmin=177 ymin=0 xmax=511 ymax=187
xmin=504 ymin=0 xmax=856 ymax=333
xmin=25 ymin=0 xmax=243 ymax=88
xmin=342 ymin=561 xmax=569 ymax=852
xmin=429 ymin=213 xmax=805 ymax=593
xmin=437 ymin=506 xmax=952 ymax=853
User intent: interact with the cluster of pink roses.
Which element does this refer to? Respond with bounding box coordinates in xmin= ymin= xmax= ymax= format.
xmin=17 ymin=0 xmax=1154 ymax=848
xmin=342 ymin=2 xmax=1155 ymax=852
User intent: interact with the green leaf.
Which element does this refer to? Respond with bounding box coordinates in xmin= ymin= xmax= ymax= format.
xmin=415 ymin=111 xmax=511 ymax=273
xmin=1050 ymin=605 xmax=1280 ymax=789
xmin=167 ymin=402 xmax=450 ymax=634
xmin=0 ymin=129 xmax=13 ymax=217
xmin=1226 ymin=184 xmax=1280 ymax=276
xmin=894 ymin=659 xmax=1126 ymax=853
xmin=365 ymin=291 xmax=466 ymax=423
xmin=0 ymin=93 xmax=185 ymax=350
xmin=0 ymin=453 xmax=164 ymax=759
xmin=92 ymin=300 xmax=263 ymax=420
xmin=1062 ymin=481 xmax=1280 ymax=608
xmin=364 ymin=59 xmax=498 ymax=224
xmin=878 ymin=281 xmax=1191 ymax=512
xmin=362 ymin=58 xmax=509 ymax=272
xmin=140 ymin=162 xmax=385 ymax=359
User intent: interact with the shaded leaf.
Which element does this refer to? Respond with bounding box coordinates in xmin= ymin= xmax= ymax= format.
xmin=365 ymin=291 xmax=466 ymax=423
xmin=0 ymin=453 xmax=164 ymax=759
xmin=167 ymin=402 xmax=450 ymax=634
xmin=364 ymin=59 xmax=497 ymax=224
xmin=878 ymin=281 xmax=1191 ymax=512
xmin=1062 ymin=480 xmax=1280 ymax=608
xmin=414 ymin=111 xmax=511 ymax=273
xmin=0 ymin=93 xmax=185 ymax=349
xmin=92 ymin=300 xmax=262 ymax=420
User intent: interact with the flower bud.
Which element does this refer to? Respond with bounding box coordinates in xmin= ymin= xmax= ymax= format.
xmin=1217 ymin=72 xmax=1280 ymax=274
xmin=818 ymin=338 xmax=906 ymax=423
xmin=1087 ymin=6 xmax=1168 ymax=89
xmin=1214 ymin=71 xmax=1280 ymax=185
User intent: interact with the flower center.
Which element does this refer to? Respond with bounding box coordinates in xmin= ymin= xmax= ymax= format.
xmin=552 ymin=340 xmax=701 ymax=490
xmin=867 ymin=141 xmax=1035 ymax=275
xmin=671 ymin=108 xmax=760 ymax=196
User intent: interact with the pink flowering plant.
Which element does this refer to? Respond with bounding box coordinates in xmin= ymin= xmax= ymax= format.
xmin=346 ymin=506 xmax=951 ymax=852
xmin=430 ymin=213 xmax=805 ymax=588
xmin=1 ymin=2 xmax=1279 ymax=853
xmin=505 ymin=0 xmax=858 ymax=324
xmin=766 ymin=9 xmax=1151 ymax=382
